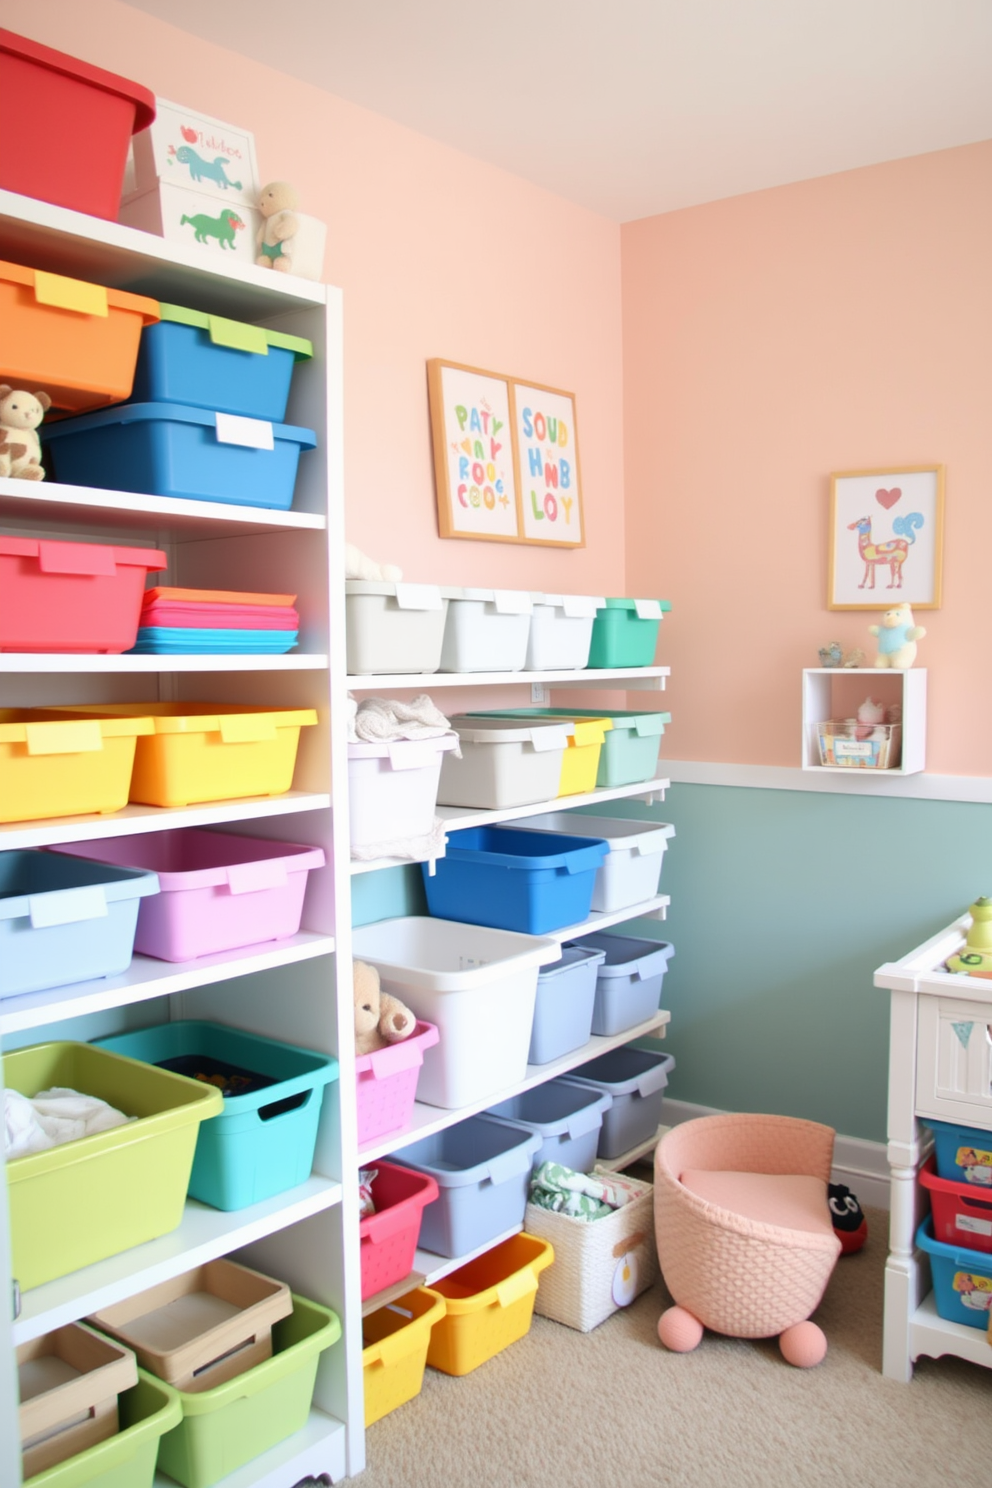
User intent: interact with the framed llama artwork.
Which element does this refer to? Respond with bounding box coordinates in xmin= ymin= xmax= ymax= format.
xmin=828 ymin=465 xmax=945 ymax=610
xmin=427 ymin=360 xmax=521 ymax=542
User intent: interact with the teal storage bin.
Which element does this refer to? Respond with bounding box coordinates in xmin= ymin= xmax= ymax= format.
xmin=468 ymin=708 xmax=670 ymax=787
xmin=25 ymin=1374 xmax=181 ymax=1488
xmin=94 ymin=1021 xmax=339 ymax=1211
xmin=587 ymin=598 xmax=671 ymax=668
xmin=155 ymin=1294 xmax=341 ymax=1488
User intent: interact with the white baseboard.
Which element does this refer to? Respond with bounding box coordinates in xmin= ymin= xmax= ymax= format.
xmin=662 ymin=1098 xmax=890 ymax=1210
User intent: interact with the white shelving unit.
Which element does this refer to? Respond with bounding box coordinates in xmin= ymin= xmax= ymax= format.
xmin=801 ymin=666 xmax=926 ymax=775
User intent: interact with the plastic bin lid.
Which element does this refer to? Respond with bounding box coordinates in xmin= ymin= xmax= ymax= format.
xmin=566 ymin=1048 xmax=675 ymax=1099
xmin=0 ymin=28 xmax=156 ymax=130
xmin=0 ymin=852 xmax=159 ymax=925
xmin=394 ymin=1116 xmax=543 ymax=1189
xmin=347 ymin=731 xmax=460 ymax=763
xmin=40 ymin=402 xmax=317 ymax=447
xmin=0 ymin=535 xmax=167 ymax=572
xmin=345 ymin=580 xmax=461 ymax=607
xmin=444 ymin=825 xmax=609 ymax=875
xmin=454 ymin=587 xmax=533 ymax=614
xmin=351 ymin=915 xmax=561 ymax=989
xmin=155 ymin=304 xmax=312 ymax=360
xmin=0 ymin=708 xmax=156 ymax=744
xmin=536 ymin=943 xmax=606 ymax=979
xmin=517 ymin=814 xmax=675 ymax=855
xmin=602 ymin=597 xmax=672 ymax=617
xmin=447 ymin=715 xmax=573 ymax=751
xmin=55 ymin=830 xmax=325 ymax=891
xmin=568 ymin=931 xmax=674 ymax=979
xmin=45 ymin=703 xmax=318 ymax=736
xmin=531 ymin=592 xmax=606 ymax=616
xmin=537 ymin=707 xmax=671 ymax=737
xmin=0 ymin=259 xmax=159 ymax=322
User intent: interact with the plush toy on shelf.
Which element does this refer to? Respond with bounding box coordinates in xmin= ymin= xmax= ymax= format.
xmin=869 ymin=602 xmax=926 ymax=669
xmin=344 ymin=542 xmax=403 ymax=582
xmin=854 ymin=697 xmax=886 ymax=741
xmin=256 ymin=181 xmax=299 ymax=273
xmin=0 ymin=386 xmax=51 ymax=481
xmin=353 ymin=959 xmax=416 ymax=1055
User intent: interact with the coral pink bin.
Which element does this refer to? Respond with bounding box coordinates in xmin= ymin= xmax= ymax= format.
xmin=0 ymin=537 xmax=167 ymax=653
xmin=360 ymin=1162 xmax=439 ymax=1302
xmin=52 ymin=829 xmax=325 ymax=962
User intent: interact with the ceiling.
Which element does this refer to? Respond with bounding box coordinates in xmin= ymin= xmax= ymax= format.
xmin=125 ymin=0 xmax=992 ymax=222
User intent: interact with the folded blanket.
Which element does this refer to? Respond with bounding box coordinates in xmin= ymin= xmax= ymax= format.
xmin=528 ymin=1159 xmax=641 ymax=1222
xmin=4 ymin=1086 xmax=132 ymax=1159
xmin=350 ymin=815 xmax=448 ymax=865
xmin=351 ymin=694 xmax=456 ymax=745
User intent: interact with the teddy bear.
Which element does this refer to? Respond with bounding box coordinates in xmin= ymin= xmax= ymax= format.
xmin=868 ymin=602 xmax=926 ymax=669
xmin=344 ymin=542 xmax=403 ymax=582
xmin=0 ymin=386 xmax=51 ymax=480
xmin=353 ymin=959 xmax=416 ymax=1055
xmin=256 ymin=181 xmax=299 ymax=273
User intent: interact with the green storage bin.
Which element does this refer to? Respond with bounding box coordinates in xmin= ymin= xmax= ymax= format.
xmin=155 ymin=1293 xmax=341 ymax=1488
xmin=587 ymin=597 xmax=670 ymax=668
xmin=468 ymin=708 xmax=671 ymax=787
xmin=4 ymin=1042 xmax=223 ymax=1291
xmin=25 ymin=1374 xmax=181 ymax=1488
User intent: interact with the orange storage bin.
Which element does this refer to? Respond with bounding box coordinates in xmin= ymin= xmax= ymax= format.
xmin=0 ymin=260 xmax=159 ymax=414
xmin=0 ymin=710 xmax=153 ymax=824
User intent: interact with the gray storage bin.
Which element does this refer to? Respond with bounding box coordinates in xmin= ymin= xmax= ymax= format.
xmin=568 ymin=931 xmax=674 ymax=1035
xmin=485 ymin=1080 xmax=613 ymax=1173
xmin=529 ymin=944 xmax=605 ymax=1064
xmin=391 ymin=1115 xmax=541 ymax=1258
xmin=565 ymin=1047 xmax=675 ymax=1159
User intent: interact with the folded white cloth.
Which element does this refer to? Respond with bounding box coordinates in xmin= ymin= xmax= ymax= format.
xmin=350 ymin=816 xmax=449 ymax=865
xmin=352 ymin=694 xmax=456 ymax=745
xmin=4 ymin=1085 xmax=132 ymax=1159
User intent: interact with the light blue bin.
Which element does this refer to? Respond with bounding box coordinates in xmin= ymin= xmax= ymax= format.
xmin=94 ymin=1020 xmax=339 ymax=1211
xmin=0 ymin=850 xmax=159 ymax=998
xmin=485 ymin=1080 xmax=613 ymax=1173
xmin=568 ymin=931 xmax=674 ymax=1035
xmin=528 ymin=944 xmax=606 ymax=1063
xmin=42 ymin=402 xmax=316 ymax=511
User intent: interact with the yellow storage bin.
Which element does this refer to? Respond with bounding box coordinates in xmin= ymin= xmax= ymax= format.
xmin=0 ymin=710 xmax=153 ymax=824
xmin=362 ymin=1287 xmax=446 ymax=1426
xmin=4 ymin=1042 xmax=222 ymax=1291
xmin=43 ymin=703 xmax=318 ymax=808
xmin=425 ymin=1234 xmax=554 ymax=1377
xmin=557 ymin=717 xmax=611 ymax=796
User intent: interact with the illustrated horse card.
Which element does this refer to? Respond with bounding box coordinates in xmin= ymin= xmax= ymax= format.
xmin=828 ymin=465 xmax=944 ymax=609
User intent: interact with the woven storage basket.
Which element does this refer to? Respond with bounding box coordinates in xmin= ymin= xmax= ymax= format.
xmin=526 ymin=1172 xmax=657 ymax=1332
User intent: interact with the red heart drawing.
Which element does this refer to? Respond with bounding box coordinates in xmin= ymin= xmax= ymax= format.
xmin=876 ymin=487 xmax=901 ymax=509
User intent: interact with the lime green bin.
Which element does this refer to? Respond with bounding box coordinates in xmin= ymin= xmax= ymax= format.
xmin=4 ymin=1042 xmax=223 ymax=1291
xmin=25 ymin=1375 xmax=181 ymax=1488
xmin=587 ymin=597 xmax=671 ymax=668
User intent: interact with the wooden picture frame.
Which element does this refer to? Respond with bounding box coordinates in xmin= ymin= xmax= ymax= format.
xmin=510 ymin=379 xmax=585 ymax=548
xmin=828 ymin=464 xmax=944 ymax=610
xmin=427 ymin=359 xmax=521 ymax=542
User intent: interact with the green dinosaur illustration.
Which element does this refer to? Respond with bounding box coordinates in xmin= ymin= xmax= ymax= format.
xmin=179 ymin=208 xmax=246 ymax=249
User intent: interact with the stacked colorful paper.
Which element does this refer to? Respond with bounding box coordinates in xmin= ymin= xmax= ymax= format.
xmin=129 ymin=587 xmax=300 ymax=654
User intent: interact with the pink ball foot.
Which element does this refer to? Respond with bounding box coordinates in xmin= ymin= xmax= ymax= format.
xmin=658 ymin=1305 xmax=704 ymax=1353
xmin=779 ymin=1320 xmax=827 ymax=1368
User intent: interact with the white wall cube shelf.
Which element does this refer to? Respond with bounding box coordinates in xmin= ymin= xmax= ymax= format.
xmin=801 ymin=667 xmax=927 ymax=776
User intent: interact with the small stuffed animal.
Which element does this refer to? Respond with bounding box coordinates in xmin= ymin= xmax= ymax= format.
xmin=869 ymin=602 xmax=926 ymax=669
xmin=344 ymin=542 xmax=402 ymax=582
xmin=256 ymin=181 xmax=299 ymax=273
xmin=828 ymin=1183 xmax=868 ymax=1255
xmin=353 ymin=959 xmax=416 ymax=1055
xmin=0 ymin=386 xmax=51 ymax=480
xmin=854 ymin=697 xmax=886 ymax=741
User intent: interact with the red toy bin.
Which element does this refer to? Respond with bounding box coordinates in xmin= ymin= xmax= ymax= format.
xmin=0 ymin=537 xmax=167 ymax=653
xmin=920 ymin=1152 xmax=992 ymax=1254
xmin=356 ymin=1021 xmax=440 ymax=1146
xmin=359 ymin=1162 xmax=439 ymax=1302
xmin=0 ymin=29 xmax=155 ymax=219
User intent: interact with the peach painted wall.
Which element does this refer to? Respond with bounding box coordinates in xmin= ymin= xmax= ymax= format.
xmin=3 ymin=0 xmax=626 ymax=597
xmin=622 ymin=143 xmax=992 ymax=775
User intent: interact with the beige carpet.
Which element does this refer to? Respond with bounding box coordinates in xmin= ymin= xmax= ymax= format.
xmin=358 ymin=1208 xmax=992 ymax=1488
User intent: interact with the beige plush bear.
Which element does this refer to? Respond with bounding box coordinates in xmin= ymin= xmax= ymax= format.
xmin=0 ymin=386 xmax=51 ymax=480
xmin=256 ymin=181 xmax=299 ymax=273
xmin=354 ymin=959 xmax=416 ymax=1055
xmin=344 ymin=542 xmax=403 ymax=582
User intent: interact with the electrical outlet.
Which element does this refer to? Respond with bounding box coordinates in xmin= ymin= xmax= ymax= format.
xmin=531 ymin=683 xmax=548 ymax=703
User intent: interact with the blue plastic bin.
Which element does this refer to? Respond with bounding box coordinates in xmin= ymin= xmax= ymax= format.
xmin=566 ymin=1047 xmax=676 ymax=1158
xmin=916 ymin=1216 xmax=992 ymax=1329
xmin=485 ymin=1080 xmax=612 ymax=1173
xmin=391 ymin=1115 xmax=542 ymax=1258
xmin=128 ymin=305 xmax=313 ymax=421
xmin=94 ymin=1020 xmax=339 ymax=1210
xmin=129 ymin=627 xmax=299 ymax=655
xmin=0 ymin=849 xmax=159 ymax=998
xmin=42 ymin=402 xmax=317 ymax=511
xmin=568 ymin=931 xmax=674 ymax=1035
xmin=422 ymin=825 xmax=608 ymax=934
xmin=528 ymin=944 xmax=605 ymax=1064
xmin=922 ymin=1118 xmax=992 ymax=1187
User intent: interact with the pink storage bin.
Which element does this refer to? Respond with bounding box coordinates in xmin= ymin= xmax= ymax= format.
xmin=51 ymin=829 xmax=325 ymax=961
xmin=360 ymin=1161 xmax=439 ymax=1301
xmin=357 ymin=1021 xmax=440 ymax=1146
xmin=0 ymin=537 xmax=167 ymax=653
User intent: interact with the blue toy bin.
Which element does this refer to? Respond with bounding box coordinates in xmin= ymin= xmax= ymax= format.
xmin=916 ymin=1216 xmax=992 ymax=1329
xmin=923 ymin=1117 xmax=992 ymax=1187
xmin=42 ymin=402 xmax=317 ymax=511
xmin=94 ymin=1020 xmax=339 ymax=1211
xmin=567 ymin=931 xmax=674 ymax=1036
xmin=128 ymin=304 xmax=313 ymax=421
xmin=485 ymin=1080 xmax=613 ymax=1174
xmin=0 ymin=849 xmax=159 ymax=999
xmin=528 ymin=944 xmax=606 ymax=1064
xmin=422 ymin=825 xmax=608 ymax=935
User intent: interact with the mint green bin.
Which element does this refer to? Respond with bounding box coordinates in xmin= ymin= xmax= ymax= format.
xmin=25 ymin=1375 xmax=181 ymax=1488
xmin=587 ymin=597 xmax=671 ymax=668
xmin=155 ymin=1294 xmax=341 ymax=1488
xmin=470 ymin=708 xmax=671 ymax=788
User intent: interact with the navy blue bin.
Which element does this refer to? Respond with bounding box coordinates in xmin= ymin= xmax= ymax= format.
xmin=42 ymin=402 xmax=316 ymax=511
xmin=422 ymin=825 xmax=608 ymax=934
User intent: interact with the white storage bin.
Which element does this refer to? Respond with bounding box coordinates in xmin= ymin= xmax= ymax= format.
xmin=345 ymin=581 xmax=458 ymax=675
xmin=348 ymin=734 xmax=459 ymax=853
xmin=351 ymin=916 xmax=560 ymax=1108
xmin=526 ymin=593 xmax=606 ymax=671
xmin=437 ymin=716 xmax=572 ymax=809
xmin=516 ymin=813 xmax=675 ymax=912
xmin=439 ymin=588 xmax=533 ymax=672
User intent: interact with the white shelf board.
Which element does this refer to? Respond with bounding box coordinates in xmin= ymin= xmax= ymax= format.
xmin=0 ymin=932 xmax=335 ymax=1037
xmin=416 ymin=1226 xmax=524 ymax=1287
xmin=0 ymin=477 xmax=326 ymax=537
xmin=358 ymin=1009 xmax=671 ymax=1164
xmin=545 ymin=894 xmax=670 ymax=942
xmin=0 ymin=189 xmax=327 ymax=317
xmin=1 ymin=791 xmax=331 ymax=851
xmin=12 ymin=1176 xmax=343 ymax=1345
xmin=152 ymin=1410 xmax=346 ymax=1488
xmin=348 ymin=666 xmax=670 ymax=691
xmin=0 ymin=652 xmax=327 ymax=673
xmin=596 ymin=1124 xmax=666 ymax=1172
xmin=910 ymin=1292 xmax=992 ymax=1371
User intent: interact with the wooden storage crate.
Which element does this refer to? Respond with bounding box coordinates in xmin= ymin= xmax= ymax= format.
xmin=17 ymin=1323 xmax=137 ymax=1478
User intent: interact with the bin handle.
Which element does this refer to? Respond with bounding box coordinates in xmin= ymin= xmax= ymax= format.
xmin=208 ymin=315 xmax=269 ymax=355
xmin=218 ymin=714 xmax=279 ymax=743
xmin=33 ymin=270 xmax=108 ymax=317
xmin=257 ymin=1089 xmax=310 ymax=1122
xmin=494 ymin=1270 xmax=538 ymax=1309
xmin=37 ymin=539 xmax=117 ymax=576
xmin=961 ymin=1193 xmax=992 ymax=1214
xmin=24 ymin=720 xmax=103 ymax=756
xmin=29 ymin=885 xmax=108 ymax=929
xmin=225 ymin=860 xmax=290 ymax=894
xmin=484 ymin=1148 xmax=535 ymax=1187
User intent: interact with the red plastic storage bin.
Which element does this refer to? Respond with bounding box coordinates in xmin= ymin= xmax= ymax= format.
xmin=0 ymin=537 xmax=167 ymax=653
xmin=0 ymin=29 xmax=155 ymax=219
xmin=359 ymin=1162 xmax=439 ymax=1302
xmin=920 ymin=1153 xmax=992 ymax=1255
xmin=356 ymin=1021 xmax=440 ymax=1146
